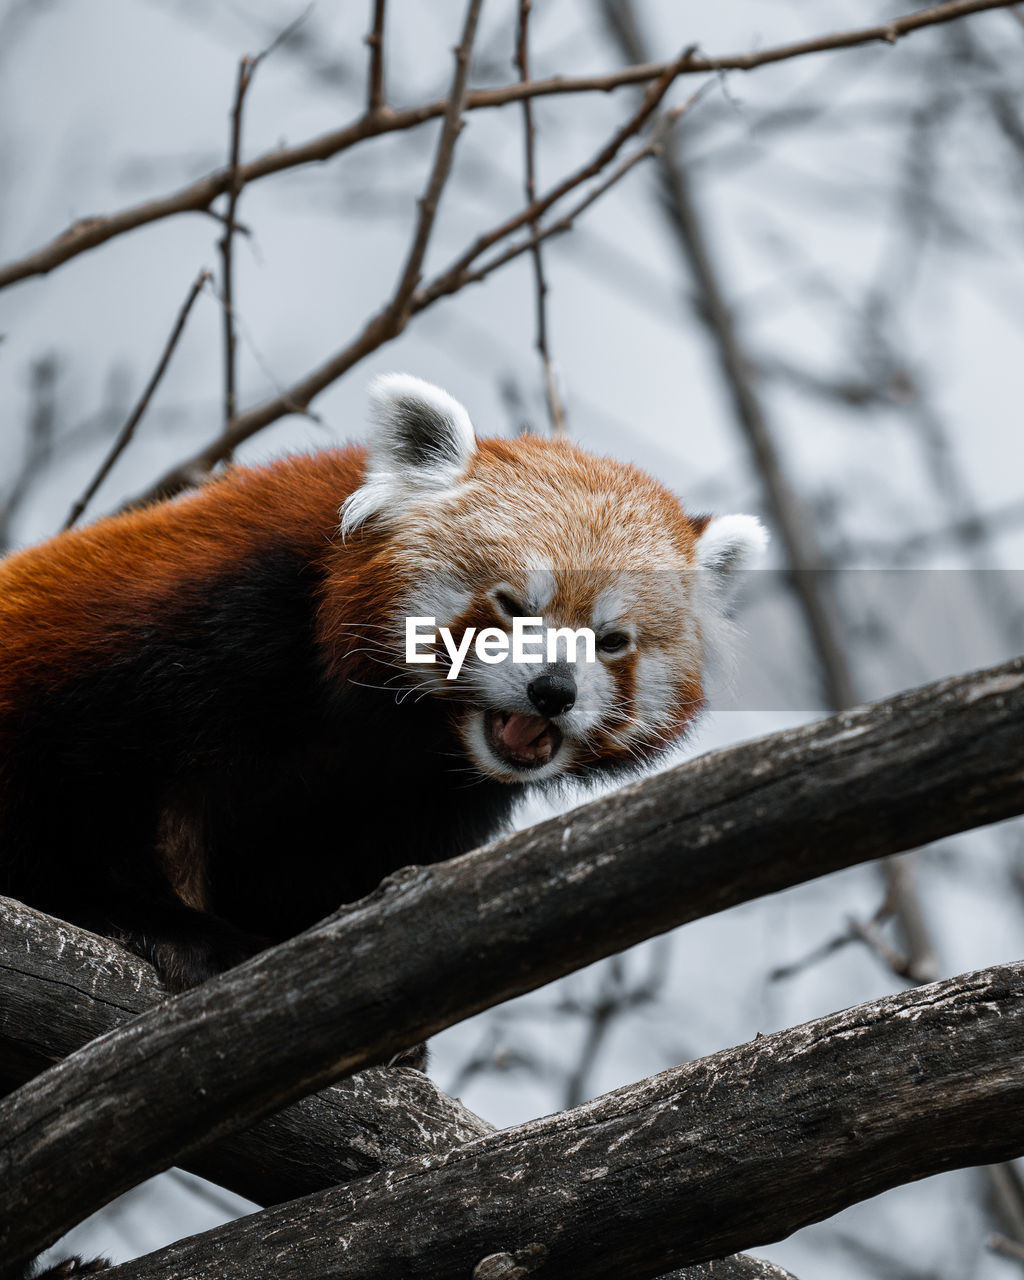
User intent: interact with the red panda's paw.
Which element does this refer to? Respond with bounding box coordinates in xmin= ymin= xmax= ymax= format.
xmin=388 ymin=1041 xmax=430 ymax=1071
xmin=147 ymin=925 xmax=269 ymax=993
xmin=30 ymin=1257 xmax=111 ymax=1278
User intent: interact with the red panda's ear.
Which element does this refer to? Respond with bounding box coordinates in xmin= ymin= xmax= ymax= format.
xmin=341 ymin=374 xmax=477 ymax=535
xmin=695 ymin=514 xmax=768 ymax=609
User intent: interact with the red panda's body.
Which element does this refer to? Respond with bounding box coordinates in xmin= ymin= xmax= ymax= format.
xmin=0 ymin=446 xmax=522 ymax=988
xmin=0 ymin=375 xmax=765 ymax=992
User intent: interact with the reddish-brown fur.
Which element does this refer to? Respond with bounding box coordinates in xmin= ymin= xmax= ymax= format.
xmin=0 ymin=449 xmax=361 ymax=692
xmin=0 ymin=426 xmax=726 ymax=994
xmin=0 ymin=387 xmax=759 ymax=1280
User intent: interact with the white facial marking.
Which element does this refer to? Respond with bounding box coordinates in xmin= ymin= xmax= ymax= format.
xmin=525 ymin=563 xmax=555 ymax=611
xmin=559 ymin=657 xmax=612 ymax=737
xmin=403 ymin=581 xmax=473 ymax=630
xmin=461 ymin=709 xmax=572 ymax=783
xmin=629 ymin=651 xmax=679 ymax=740
xmin=592 ymin=583 xmax=631 ymax=631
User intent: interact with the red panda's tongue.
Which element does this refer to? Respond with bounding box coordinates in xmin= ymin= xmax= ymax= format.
xmin=499 ymin=711 xmax=550 ymax=755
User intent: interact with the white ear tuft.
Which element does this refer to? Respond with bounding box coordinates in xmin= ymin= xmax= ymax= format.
xmin=341 ymin=374 xmax=477 ymax=535
xmin=696 ymin=514 xmax=768 ymax=609
xmin=367 ymin=373 xmax=476 ymax=472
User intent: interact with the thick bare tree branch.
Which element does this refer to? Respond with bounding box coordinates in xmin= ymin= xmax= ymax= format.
xmin=101 ymin=961 xmax=1024 ymax=1279
xmin=1 ymin=655 xmax=1022 ymax=1271
xmin=218 ymin=57 xmax=253 ymax=445
xmin=0 ymin=903 xmax=794 ymax=1280
xmin=0 ymin=1 xmax=1013 ymax=294
xmin=0 ymin=898 xmax=490 ymax=1207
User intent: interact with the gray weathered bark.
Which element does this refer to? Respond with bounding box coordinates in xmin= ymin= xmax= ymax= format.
xmin=1 ymin=901 xmax=790 ymax=1280
xmin=99 ymin=961 xmax=1024 ymax=1279
xmin=1 ymin=656 xmax=1022 ymax=1271
xmin=0 ymin=897 xmax=490 ymax=1205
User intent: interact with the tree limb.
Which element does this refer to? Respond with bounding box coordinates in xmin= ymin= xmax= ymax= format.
xmin=0 ymin=904 xmax=795 ymax=1280
xmin=101 ymin=960 xmax=1024 ymax=1278
xmin=0 ymin=897 xmax=491 ymax=1207
xmin=1 ymin=655 xmax=1022 ymax=1270
xmin=418 ymin=118 xmax=681 ymax=301
xmin=0 ymin=0 xmax=1012 ymax=294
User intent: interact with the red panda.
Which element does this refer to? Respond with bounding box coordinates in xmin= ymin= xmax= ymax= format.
xmin=0 ymin=374 xmax=765 ymax=993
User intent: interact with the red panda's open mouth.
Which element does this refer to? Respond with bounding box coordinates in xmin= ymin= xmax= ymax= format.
xmin=485 ymin=709 xmax=563 ymax=770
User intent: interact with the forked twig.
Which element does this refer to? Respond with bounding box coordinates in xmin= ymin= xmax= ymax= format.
xmin=218 ymin=6 xmax=313 ymax=452
xmin=388 ymin=0 xmax=484 ymax=317
xmin=0 ymin=1 xmax=1013 ymax=293
xmin=516 ymin=0 xmax=567 ymax=435
xmin=63 ymin=268 xmax=211 ymax=530
xmin=129 ymin=85 xmax=697 ymax=508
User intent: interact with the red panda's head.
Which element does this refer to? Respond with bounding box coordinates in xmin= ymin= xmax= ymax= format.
xmin=334 ymin=375 xmax=766 ymax=786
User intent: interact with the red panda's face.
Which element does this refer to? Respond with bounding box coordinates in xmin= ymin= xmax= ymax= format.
xmin=337 ymin=376 xmax=766 ymax=786
xmin=397 ymin=559 xmax=705 ymax=784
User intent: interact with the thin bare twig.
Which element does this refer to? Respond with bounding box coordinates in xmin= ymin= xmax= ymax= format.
xmin=217 ymin=7 xmax=313 ymax=452
xmin=62 ymin=268 xmax=211 ymax=530
xmin=987 ymin=1166 xmax=1024 ymax=1247
xmin=255 ymin=4 xmax=316 ymax=67
xmin=0 ymin=0 xmax=1015 ymax=293
xmin=415 ymin=54 xmax=694 ymax=311
xmin=769 ymin=896 xmax=893 ymax=984
xmin=768 ymin=885 xmax=940 ymax=986
xmin=990 ymin=1232 xmax=1024 ymax=1262
xmin=516 ymin=0 xmax=566 ymax=435
xmin=443 ymin=107 xmax=690 ymax=296
xmin=849 ymin=916 xmax=922 ymax=982
xmin=388 ymin=0 xmax=484 ymax=316
xmin=125 ymin=1 xmax=486 ymax=509
xmin=0 ymin=355 xmax=61 ymax=551
xmin=128 ymin=89 xmax=693 ymax=508
xmin=219 ymin=57 xmax=253 ymax=444
xmin=366 ymin=0 xmax=387 ymax=113
xmin=559 ymin=944 xmax=670 ymax=1108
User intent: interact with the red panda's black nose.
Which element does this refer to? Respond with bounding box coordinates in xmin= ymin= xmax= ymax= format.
xmin=527 ymin=672 xmax=576 ymax=717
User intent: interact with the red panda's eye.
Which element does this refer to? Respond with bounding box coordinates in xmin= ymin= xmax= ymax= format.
xmin=494 ymin=591 xmax=525 ymax=618
xmin=598 ymin=631 xmax=631 ymax=655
